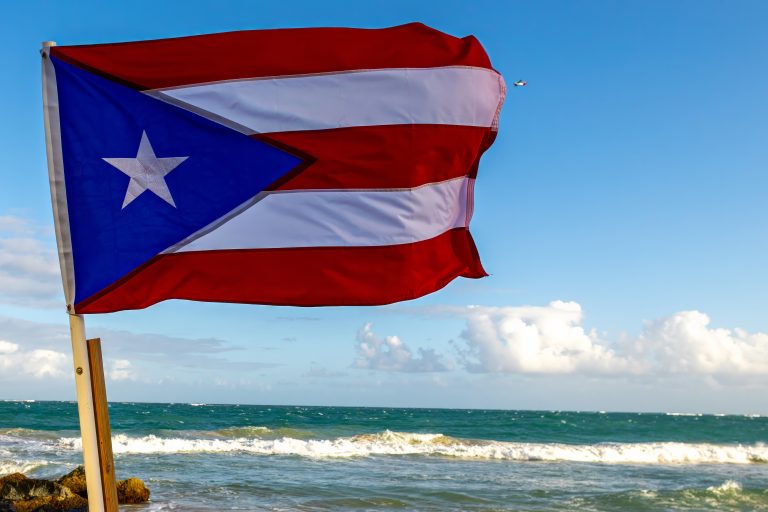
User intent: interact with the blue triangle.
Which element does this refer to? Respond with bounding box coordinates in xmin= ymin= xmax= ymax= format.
xmin=52 ymin=57 xmax=306 ymax=306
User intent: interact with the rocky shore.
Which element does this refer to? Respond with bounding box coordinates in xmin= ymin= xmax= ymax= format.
xmin=0 ymin=467 xmax=149 ymax=512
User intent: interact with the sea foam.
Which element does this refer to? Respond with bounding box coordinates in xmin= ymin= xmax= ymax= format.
xmin=55 ymin=430 xmax=768 ymax=464
xmin=0 ymin=459 xmax=49 ymax=474
xmin=707 ymin=480 xmax=743 ymax=494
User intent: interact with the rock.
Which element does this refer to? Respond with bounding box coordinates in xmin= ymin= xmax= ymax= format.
xmin=54 ymin=469 xmax=86 ymax=499
xmin=0 ymin=468 xmax=149 ymax=509
xmin=58 ymin=467 xmax=150 ymax=504
xmin=116 ymin=478 xmax=150 ymax=504
xmin=12 ymin=494 xmax=87 ymax=512
xmin=0 ymin=475 xmax=26 ymax=486
xmin=0 ymin=474 xmax=73 ymax=502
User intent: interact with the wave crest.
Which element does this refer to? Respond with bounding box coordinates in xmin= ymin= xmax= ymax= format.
xmin=707 ymin=480 xmax=743 ymax=494
xmin=0 ymin=459 xmax=49 ymax=474
xmin=212 ymin=426 xmax=315 ymax=439
xmin=55 ymin=430 xmax=768 ymax=464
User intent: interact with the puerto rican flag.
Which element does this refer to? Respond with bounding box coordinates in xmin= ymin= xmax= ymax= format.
xmin=42 ymin=24 xmax=505 ymax=314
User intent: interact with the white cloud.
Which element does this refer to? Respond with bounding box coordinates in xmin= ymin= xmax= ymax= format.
xmin=637 ymin=310 xmax=768 ymax=375
xmin=454 ymin=302 xmax=768 ymax=377
xmin=22 ymin=349 xmax=68 ymax=378
xmin=353 ymin=323 xmax=451 ymax=372
xmin=108 ymin=359 xmax=136 ymax=381
xmin=0 ymin=340 xmax=19 ymax=354
xmin=0 ymin=342 xmax=68 ymax=379
xmin=458 ymin=301 xmax=633 ymax=375
xmin=0 ymin=215 xmax=61 ymax=306
xmin=0 ymin=314 xmax=275 ymax=392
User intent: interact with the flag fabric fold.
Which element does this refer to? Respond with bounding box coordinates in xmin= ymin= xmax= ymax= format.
xmin=42 ymin=23 xmax=505 ymax=314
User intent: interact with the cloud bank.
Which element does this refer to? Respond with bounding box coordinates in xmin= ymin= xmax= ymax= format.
xmin=0 ymin=215 xmax=61 ymax=307
xmin=0 ymin=314 xmax=275 ymax=396
xmin=636 ymin=310 xmax=768 ymax=375
xmin=458 ymin=302 xmax=768 ymax=377
xmin=0 ymin=339 xmax=68 ymax=379
xmin=355 ymin=302 xmax=768 ymax=379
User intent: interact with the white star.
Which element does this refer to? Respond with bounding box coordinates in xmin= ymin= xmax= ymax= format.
xmin=103 ymin=131 xmax=188 ymax=209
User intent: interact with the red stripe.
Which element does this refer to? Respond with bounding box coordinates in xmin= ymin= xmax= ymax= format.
xmin=75 ymin=228 xmax=486 ymax=313
xmin=51 ymin=24 xmax=493 ymax=90
xmin=261 ymin=125 xmax=490 ymax=190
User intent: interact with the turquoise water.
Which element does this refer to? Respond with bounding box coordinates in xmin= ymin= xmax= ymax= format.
xmin=1 ymin=401 xmax=767 ymax=511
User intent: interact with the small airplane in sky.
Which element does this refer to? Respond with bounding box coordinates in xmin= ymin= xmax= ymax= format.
xmin=513 ymin=80 xmax=527 ymax=87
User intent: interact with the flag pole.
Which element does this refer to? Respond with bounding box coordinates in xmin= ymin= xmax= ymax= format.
xmin=41 ymin=40 xmax=117 ymax=512
xmin=69 ymin=314 xmax=108 ymax=512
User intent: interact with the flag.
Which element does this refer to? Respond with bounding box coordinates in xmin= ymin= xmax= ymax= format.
xmin=42 ymin=24 xmax=505 ymax=314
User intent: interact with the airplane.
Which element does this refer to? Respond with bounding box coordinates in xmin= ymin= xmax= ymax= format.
xmin=513 ymin=80 xmax=527 ymax=87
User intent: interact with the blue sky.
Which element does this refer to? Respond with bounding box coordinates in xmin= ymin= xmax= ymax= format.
xmin=1 ymin=0 xmax=767 ymax=413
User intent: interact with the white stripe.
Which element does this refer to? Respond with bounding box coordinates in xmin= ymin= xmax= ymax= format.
xmin=170 ymin=177 xmax=471 ymax=252
xmin=151 ymin=67 xmax=504 ymax=134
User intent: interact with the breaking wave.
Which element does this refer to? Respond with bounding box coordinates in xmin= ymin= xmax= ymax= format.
xmin=212 ymin=426 xmax=315 ymax=439
xmin=706 ymin=480 xmax=743 ymax=494
xmin=55 ymin=430 xmax=768 ymax=464
xmin=0 ymin=459 xmax=49 ymax=474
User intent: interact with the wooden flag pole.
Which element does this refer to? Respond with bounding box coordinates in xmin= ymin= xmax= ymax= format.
xmin=69 ymin=315 xmax=119 ymax=512
xmin=68 ymin=314 xmax=105 ymax=512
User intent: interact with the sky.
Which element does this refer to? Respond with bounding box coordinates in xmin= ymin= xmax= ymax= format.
xmin=1 ymin=0 xmax=767 ymax=413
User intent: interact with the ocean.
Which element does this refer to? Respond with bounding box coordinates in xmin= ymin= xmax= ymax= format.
xmin=1 ymin=402 xmax=767 ymax=511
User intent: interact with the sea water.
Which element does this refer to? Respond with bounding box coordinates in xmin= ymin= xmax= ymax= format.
xmin=1 ymin=401 xmax=767 ymax=511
